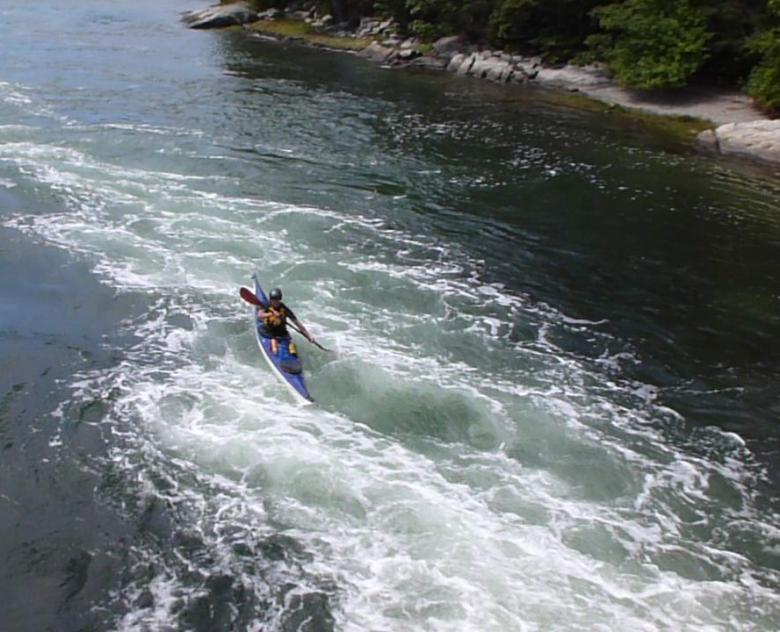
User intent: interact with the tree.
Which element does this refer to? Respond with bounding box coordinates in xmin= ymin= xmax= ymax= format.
xmin=589 ymin=0 xmax=711 ymax=89
xmin=488 ymin=0 xmax=599 ymax=61
xmin=748 ymin=0 xmax=780 ymax=112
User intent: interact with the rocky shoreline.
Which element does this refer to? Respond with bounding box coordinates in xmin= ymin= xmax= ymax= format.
xmin=183 ymin=2 xmax=780 ymax=170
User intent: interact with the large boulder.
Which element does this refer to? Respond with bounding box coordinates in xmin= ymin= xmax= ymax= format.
xmin=446 ymin=53 xmax=467 ymax=73
xmin=182 ymin=2 xmax=258 ymax=29
xmin=469 ymin=55 xmax=512 ymax=82
xmin=709 ymin=120 xmax=780 ymax=164
xmin=456 ymin=54 xmax=477 ymax=76
xmin=432 ymin=35 xmax=463 ymax=58
xmin=359 ymin=42 xmax=395 ymax=63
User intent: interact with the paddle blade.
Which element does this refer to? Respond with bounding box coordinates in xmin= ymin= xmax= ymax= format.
xmin=239 ymin=286 xmax=263 ymax=306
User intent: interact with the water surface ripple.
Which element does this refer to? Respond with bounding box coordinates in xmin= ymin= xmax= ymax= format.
xmin=1 ymin=1 xmax=779 ymax=630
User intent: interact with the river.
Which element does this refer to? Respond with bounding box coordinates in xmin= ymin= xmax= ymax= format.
xmin=1 ymin=1 xmax=779 ymax=630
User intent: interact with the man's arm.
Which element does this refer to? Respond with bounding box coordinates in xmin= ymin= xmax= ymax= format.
xmin=290 ymin=316 xmax=315 ymax=343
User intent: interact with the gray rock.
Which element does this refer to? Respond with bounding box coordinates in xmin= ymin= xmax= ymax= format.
xmin=359 ymin=42 xmax=395 ymax=63
xmin=378 ymin=18 xmax=396 ymax=33
xmin=257 ymin=8 xmax=281 ymax=20
xmin=397 ymin=48 xmax=421 ymax=61
xmin=411 ymin=56 xmax=447 ymax=70
xmin=470 ymin=56 xmax=511 ymax=81
xmin=712 ymin=120 xmax=780 ymax=164
xmin=489 ymin=60 xmax=513 ymax=82
xmin=456 ymin=54 xmax=477 ymax=76
xmin=182 ymin=2 xmax=259 ymax=29
xmin=696 ymin=129 xmax=720 ymax=153
xmin=317 ymin=14 xmax=333 ymax=26
xmin=432 ymin=35 xmax=462 ymax=58
xmin=446 ymin=53 xmax=466 ymax=73
xmin=356 ymin=16 xmax=388 ymax=38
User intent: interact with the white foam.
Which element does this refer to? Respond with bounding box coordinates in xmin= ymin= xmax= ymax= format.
xmin=5 ymin=124 xmax=778 ymax=630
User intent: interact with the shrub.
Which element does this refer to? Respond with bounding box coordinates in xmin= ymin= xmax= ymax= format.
xmin=747 ymin=0 xmax=780 ymax=112
xmin=589 ymin=0 xmax=711 ymax=89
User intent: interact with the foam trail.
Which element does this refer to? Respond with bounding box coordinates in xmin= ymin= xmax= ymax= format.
xmin=2 ymin=66 xmax=779 ymax=631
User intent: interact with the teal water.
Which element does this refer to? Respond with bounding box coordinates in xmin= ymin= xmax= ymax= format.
xmin=1 ymin=1 xmax=779 ymax=630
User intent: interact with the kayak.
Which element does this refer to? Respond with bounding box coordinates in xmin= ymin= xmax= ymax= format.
xmin=251 ymin=277 xmax=314 ymax=405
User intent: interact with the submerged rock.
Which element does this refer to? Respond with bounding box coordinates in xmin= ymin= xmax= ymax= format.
xmin=182 ymin=2 xmax=258 ymax=29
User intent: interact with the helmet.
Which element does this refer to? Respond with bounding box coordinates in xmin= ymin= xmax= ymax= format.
xmin=269 ymin=287 xmax=283 ymax=300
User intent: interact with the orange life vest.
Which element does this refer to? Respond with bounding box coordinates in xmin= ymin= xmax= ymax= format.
xmin=264 ymin=305 xmax=287 ymax=329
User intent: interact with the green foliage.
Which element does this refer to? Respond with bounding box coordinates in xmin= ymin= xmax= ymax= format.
xmin=488 ymin=0 xmax=598 ymax=60
xmin=489 ymin=0 xmax=538 ymax=44
xmin=404 ymin=0 xmax=495 ymax=39
xmin=692 ymin=0 xmax=766 ymax=85
xmin=246 ymin=0 xmax=780 ymax=100
xmin=747 ymin=0 xmax=780 ymax=111
xmin=409 ymin=19 xmax=454 ymax=40
xmin=589 ymin=0 xmax=711 ymax=89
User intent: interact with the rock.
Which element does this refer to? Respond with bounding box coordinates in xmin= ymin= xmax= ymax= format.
xmin=356 ymin=17 xmax=382 ymax=38
xmin=712 ymin=120 xmax=780 ymax=164
xmin=446 ymin=53 xmax=466 ymax=73
xmin=397 ymin=48 xmax=421 ymax=61
xmin=378 ymin=18 xmax=396 ymax=33
xmin=697 ymin=129 xmax=720 ymax=153
xmin=470 ymin=56 xmax=511 ymax=81
xmin=400 ymin=37 xmax=420 ymax=50
xmin=411 ymin=56 xmax=448 ymax=70
xmin=182 ymin=2 xmax=258 ymax=29
xmin=432 ymin=35 xmax=462 ymax=58
xmin=489 ymin=60 xmax=513 ymax=82
xmin=359 ymin=42 xmax=395 ymax=63
xmin=456 ymin=54 xmax=477 ymax=76
xmin=257 ymin=8 xmax=281 ymax=20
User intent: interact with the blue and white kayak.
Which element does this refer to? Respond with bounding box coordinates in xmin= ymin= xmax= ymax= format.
xmin=251 ymin=278 xmax=314 ymax=405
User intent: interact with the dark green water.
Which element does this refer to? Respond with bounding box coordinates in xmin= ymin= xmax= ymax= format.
xmin=1 ymin=1 xmax=779 ymax=630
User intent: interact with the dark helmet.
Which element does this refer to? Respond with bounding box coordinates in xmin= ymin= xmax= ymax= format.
xmin=269 ymin=287 xmax=283 ymax=300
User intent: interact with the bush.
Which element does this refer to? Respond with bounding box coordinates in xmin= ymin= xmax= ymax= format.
xmin=589 ymin=0 xmax=711 ymax=89
xmin=488 ymin=0 xmax=599 ymax=60
xmin=408 ymin=19 xmax=454 ymax=40
xmin=747 ymin=0 xmax=780 ymax=113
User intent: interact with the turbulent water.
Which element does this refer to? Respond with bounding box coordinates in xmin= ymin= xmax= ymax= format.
xmin=1 ymin=1 xmax=779 ymax=630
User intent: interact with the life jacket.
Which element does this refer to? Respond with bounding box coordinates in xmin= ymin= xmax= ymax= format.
xmin=263 ymin=305 xmax=287 ymax=329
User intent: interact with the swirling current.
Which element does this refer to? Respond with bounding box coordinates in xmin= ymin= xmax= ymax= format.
xmin=1 ymin=1 xmax=779 ymax=630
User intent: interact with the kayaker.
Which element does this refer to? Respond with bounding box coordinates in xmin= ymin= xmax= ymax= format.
xmin=256 ymin=287 xmax=316 ymax=346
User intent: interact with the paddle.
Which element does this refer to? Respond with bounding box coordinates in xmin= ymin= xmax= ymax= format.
xmin=239 ymin=287 xmax=332 ymax=352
